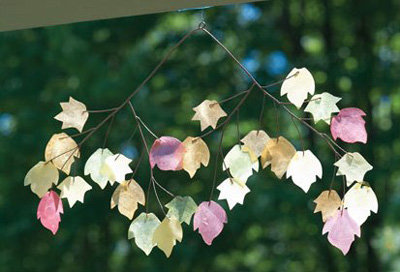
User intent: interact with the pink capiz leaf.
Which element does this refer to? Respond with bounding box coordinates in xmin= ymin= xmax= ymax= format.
xmin=37 ymin=190 xmax=63 ymax=235
xmin=330 ymin=107 xmax=367 ymax=144
xmin=322 ymin=209 xmax=360 ymax=255
xmin=193 ymin=201 xmax=227 ymax=245
xmin=149 ymin=136 xmax=185 ymax=171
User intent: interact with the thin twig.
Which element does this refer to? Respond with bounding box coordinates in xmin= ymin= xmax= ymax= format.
xmin=209 ymin=128 xmax=225 ymax=201
xmin=86 ymin=107 xmax=118 ymax=113
xmin=136 ymin=116 xmax=159 ymax=139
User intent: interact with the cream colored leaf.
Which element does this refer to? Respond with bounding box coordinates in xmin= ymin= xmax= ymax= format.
xmin=304 ymin=92 xmax=341 ymax=124
xmin=314 ymin=190 xmax=342 ymax=222
xmin=334 ymin=152 xmax=373 ymax=186
xmin=281 ymin=67 xmax=315 ymax=109
xmin=24 ymin=161 xmax=59 ymax=198
xmin=222 ymin=144 xmax=259 ymax=183
xmin=84 ymin=148 xmax=114 ymax=189
xmin=286 ymin=150 xmax=323 ymax=192
xmin=44 ymin=133 xmax=80 ymax=175
xmin=54 ymin=97 xmax=89 ymax=132
xmin=128 ymin=213 xmax=160 ymax=255
xmin=261 ymin=137 xmax=296 ymax=179
xmin=217 ymin=178 xmax=250 ymax=210
xmin=100 ymin=154 xmax=133 ymax=184
xmin=240 ymin=130 xmax=270 ymax=161
xmin=182 ymin=137 xmax=210 ymax=178
xmin=344 ymin=182 xmax=378 ymax=226
xmin=57 ymin=176 xmax=92 ymax=207
xmin=192 ymin=100 xmax=227 ymax=131
xmin=152 ymin=217 xmax=183 ymax=258
xmin=111 ymin=179 xmax=145 ymax=220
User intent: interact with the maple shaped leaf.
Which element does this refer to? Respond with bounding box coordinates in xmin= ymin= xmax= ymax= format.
xmin=182 ymin=137 xmax=210 ymax=178
xmin=322 ymin=209 xmax=361 ymax=255
xmin=222 ymin=144 xmax=259 ymax=183
xmin=193 ymin=201 xmax=227 ymax=245
xmin=37 ymin=190 xmax=63 ymax=235
xmin=24 ymin=161 xmax=59 ymax=198
xmin=192 ymin=100 xmax=227 ymax=131
xmin=152 ymin=216 xmax=183 ymax=257
xmin=286 ymin=150 xmax=323 ymax=192
xmin=314 ymin=190 xmax=342 ymax=222
xmin=149 ymin=136 xmax=185 ymax=171
xmin=261 ymin=137 xmax=296 ymax=179
xmin=217 ymin=178 xmax=250 ymax=210
xmin=165 ymin=196 xmax=197 ymax=225
xmin=344 ymin=182 xmax=378 ymax=226
xmin=111 ymin=179 xmax=145 ymax=220
xmin=334 ymin=152 xmax=373 ymax=186
xmin=128 ymin=213 xmax=160 ymax=256
xmin=57 ymin=176 xmax=92 ymax=208
xmin=84 ymin=148 xmax=114 ymax=189
xmin=54 ymin=97 xmax=89 ymax=132
xmin=240 ymin=130 xmax=270 ymax=161
xmin=330 ymin=107 xmax=367 ymax=144
xmin=101 ymin=153 xmax=133 ymax=184
xmin=280 ymin=67 xmax=315 ymax=109
xmin=304 ymin=92 xmax=341 ymax=124
xmin=45 ymin=133 xmax=80 ymax=175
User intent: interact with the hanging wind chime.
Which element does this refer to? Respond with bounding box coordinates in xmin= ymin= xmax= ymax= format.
xmin=24 ymin=19 xmax=377 ymax=257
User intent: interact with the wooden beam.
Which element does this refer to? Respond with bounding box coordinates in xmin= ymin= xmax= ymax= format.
xmin=0 ymin=0 xmax=263 ymax=32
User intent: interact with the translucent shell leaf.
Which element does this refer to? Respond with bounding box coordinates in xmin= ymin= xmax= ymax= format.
xmin=128 ymin=213 xmax=160 ymax=255
xmin=152 ymin=216 xmax=183 ymax=258
xmin=304 ymin=92 xmax=341 ymax=124
xmin=54 ymin=97 xmax=89 ymax=132
xmin=193 ymin=201 xmax=227 ymax=245
xmin=314 ymin=190 xmax=342 ymax=222
xmin=37 ymin=190 xmax=63 ymax=235
xmin=149 ymin=136 xmax=185 ymax=171
xmin=101 ymin=154 xmax=133 ymax=184
xmin=222 ymin=144 xmax=259 ymax=183
xmin=57 ymin=176 xmax=92 ymax=208
xmin=111 ymin=179 xmax=145 ymax=220
xmin=280 ymin=67 xmax=315 ymax=109
xmin=334 ymin=152 xmax=373 ymax=186
xmin=240 ymin=130 xmax=270 ymax=161
xmin=192 ymin=100 xmax=227 ymax=131
xmin=24 ymin=161 xmax=59 ymax=198
xmin=217 ymin=178 xmax=250 ymax=210
xmin=44 ymin=133 xmax=80 ymax=175
xmin=165 ymin=196 xmax=197 ymax=225
xmin=182 ymin=137 xmax=210 ymax=178
xmin=261 ymin=137 xmax=296 ymax=179
xmin=322 ymin=209 xmax=360 ymax=255
xmin=344 ymin=182 xmax=378 ymax=226
xmin=84 ymin=148 xmax=114 ymax=189
xmin=286 ymin=150 xmax=322 ymax=192
xmin=330 ymin=107 xmax=367 ymax=144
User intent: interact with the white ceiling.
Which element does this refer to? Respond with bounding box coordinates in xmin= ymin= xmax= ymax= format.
xmin=0 ymin=0 xmax=263 ymax=32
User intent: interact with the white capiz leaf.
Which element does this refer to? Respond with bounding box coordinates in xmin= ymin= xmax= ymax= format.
xmin=286 ymin=150 xmax=322 ymax=192
xmin=101 ymin=154 xmax=133 ymax=184
xmin=344 ymin=182 xmax=378 ymax=226
xmin=57 ymin=176 xmax=92 ymax=208
xmin=304 ymin=92 xmax=341 ymax=124
xmin=84 ymin=148 xmax=114 ymax=189
xmin=280 ymin=67 xmax=315 ymax=109
xmin=334 ymin=152 xmax=373 ymax=186
xmin=222 ymin=144 xmax=259 ymax=183
xmin=217 ymin=178 xmax=250 ymax=210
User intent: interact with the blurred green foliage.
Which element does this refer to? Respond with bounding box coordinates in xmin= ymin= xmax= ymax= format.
xmin=1 ymin=1 xmax=400 ymax=271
